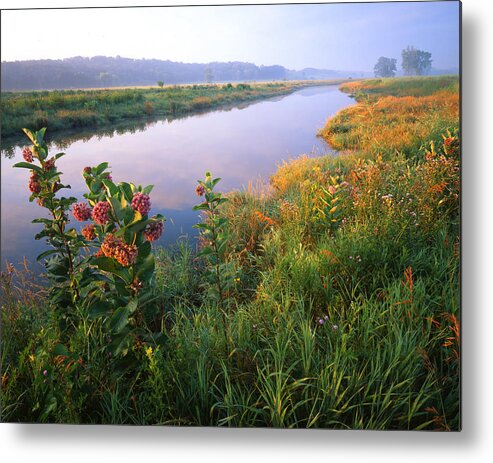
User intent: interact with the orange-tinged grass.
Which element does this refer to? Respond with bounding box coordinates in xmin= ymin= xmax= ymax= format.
xmin=319 ymin=89 xmax=459 ymax=156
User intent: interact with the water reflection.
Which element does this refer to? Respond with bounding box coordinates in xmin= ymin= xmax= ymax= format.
xmin=1 ymin=85 xmax=353 ymax=271
xmin=1 ymin=93 xmax=293 ymax=157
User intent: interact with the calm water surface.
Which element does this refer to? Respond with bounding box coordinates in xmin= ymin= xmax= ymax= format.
xmin=1 ymin=85 xmax=353 ymax=272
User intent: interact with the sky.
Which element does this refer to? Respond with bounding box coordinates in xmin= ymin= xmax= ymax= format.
xmin=0 ymin=1 xmax=460 ymax=72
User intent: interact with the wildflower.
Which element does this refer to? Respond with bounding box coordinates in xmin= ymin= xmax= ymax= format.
xmin=327 ymin=185 xmax=337 ymax=195
xmin=254 ymin=210 xmax=276 ymax=227
xmin=81 ymin=224 xmax=96 ymax=240
xmin=143 ymin=221 xmax=164 ymax=242
xmin=72 ymin=202 xmax=92 ymax=222
xmin=92 ymin=201 xmax=111 ymax=225
xmin=101 ymin=234 xmax=138 ymax=266
xmin=101 ymin=234 xmax=118 ymax=258
xmin=113 ymin=242 xmax=138 ymax=267
xmin=28 ymin=172 xmax=41 ymax=194
xmin=131 ymin=192 xmax=151 ymax=216
xmin=145 ymin=346 xmax=153 ymax=360
xmin=318 ymin=318 xmax=325 ymax=325
xmin=196 ymin=184 xmax=206 ymax=196
xmin=83 ymin=166 xmax=92 ymax=174
xmin=43 ymin=370 xmax=48 ymax=376
xmin=22 ymin=146 xmax=34 ymax=162
xmin=324 ymin=315 xmax=329 ymax=320
xmin=332 ymin=324 xmax=339 ymax=331
xmin=103 ymin=173 xmax=113 ymax=182
xmin=43 ymin=157 xmax=56 ymax=171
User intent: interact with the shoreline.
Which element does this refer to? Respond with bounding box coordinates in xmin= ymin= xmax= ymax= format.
xmin=1 ymin=79 xmax=350 ymax=141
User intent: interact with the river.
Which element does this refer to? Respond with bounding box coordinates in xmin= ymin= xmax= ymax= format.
xmin=0 ymin=85 xmax=353 ymax=272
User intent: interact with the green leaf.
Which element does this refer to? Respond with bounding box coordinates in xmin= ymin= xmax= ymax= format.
xmin=192 ymin=203 xmax=209 ymax=211
xmin=36 ymin=249 xmax=61 ymax=261
xmin=197 ymin=247 xmax=214 ymax=257
xmin=12 ymin=162 xmax=43 ymax=174
xmin=35 ymin=229 xmax=51 ymax=240
xmin=94 ymin=257 xmax=132 ymax=284
xmin=193 ymin=222 xmax=209 ymax=230
xmin=136 ymin=254 xmax=155 ymax=282
xmin=102 ymin=179 xmax=119 ymax=197
xmin=88 ymin=299 xmax=112 ymax=319
xmin=36 ymin=127 xmax=47 ymax=144
xmin=93 ymin=256 xmax=118 ymax=272
xmin=122 ymin=207 xmax=135 ymax=225
xmin=120 ymin=182 xmax=133 ymax=202
xmin=90 ymin=180 xmax=102 ymax=194
xmin=142 ymin=184 xmax=154 ymax=195
xmin=54 ymin=152 xmax=66 ymax=160
xmin=107 ymin=332 xmax=131 ymax=357
xmin=108 ymin=306 xmax=130 ymax=334
xmin=138 ymin=240 xmax=152 ymax=259
xmin=95 ymin=162 xmax=109 ymax=175
xmin=109 ymin=196 xmax=124 ymax=221
xmin=126 ymin=298 xmax=138 ymax=314
xmin=22 ymin=128 xmax=36 ymax=144
xmin=45 ymin=255 xmax=70 ymax=283
xmin=32 ymin=218 xmax=53 ymax=225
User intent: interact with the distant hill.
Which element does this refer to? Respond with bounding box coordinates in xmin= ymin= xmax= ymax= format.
xmin=0 ymin=56 xmax=366 ymax=91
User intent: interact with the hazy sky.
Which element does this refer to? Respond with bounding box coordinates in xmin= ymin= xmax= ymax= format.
xmin=1 ymin=1 xmax=460 ymax=71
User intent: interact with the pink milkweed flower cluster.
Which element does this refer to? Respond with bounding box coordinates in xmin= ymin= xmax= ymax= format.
xmin=101 ymin=234 xmax=138 ymax=267
xmin=196 ymin=184 xmax=206 ymax=196
xmin=81 ymin=224 xmax=96 ymax=241
xmin=22 ymin=147 xmax=34 ymax=162
xmin=28 ymin=172 xmax=41 ymax=194
xmin=131 ymin=192 xmax=151 ymax=216
xmin=92 ymin=201 xmax=112 ymax=225
xmin=43 ymin=158 xmax=56 ymax=171
xmin=143 ymin=221 xmax=164 ymax=242
xmin=72 ymin=202 xmax=92 ymax=222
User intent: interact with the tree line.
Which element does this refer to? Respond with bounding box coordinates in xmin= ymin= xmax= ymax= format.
xmin=0 ymin=56 xmax=346 ymax=91
xmin=374 ymin=46 xmax=433 ymax=78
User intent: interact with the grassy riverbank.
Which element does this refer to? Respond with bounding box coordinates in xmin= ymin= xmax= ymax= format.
xmin=1 ymin=76 xmax=459 ymax=428
xmin=0 ymin=80 xmax=346 ymax=139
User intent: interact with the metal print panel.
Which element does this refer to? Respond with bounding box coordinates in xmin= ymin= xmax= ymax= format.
xmin=0 ymin=1 xmax=461 ymax=429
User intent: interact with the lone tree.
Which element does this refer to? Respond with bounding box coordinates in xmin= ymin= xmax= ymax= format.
xmin=204 ymin=67 xmax=214 ymax=84
xmin=157 ymin=80 xmax=164 ymax=88
xmin=374 ymin=57 xmax=397 ymax=78
xmin=401 ymin=46 xmax=432 ymax=76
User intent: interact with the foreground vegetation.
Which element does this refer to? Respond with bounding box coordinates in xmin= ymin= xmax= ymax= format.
xmin=1 ymin=76 xmax=459 ymax=429
xmin=0 ymin=80 xmax=346 ymax=140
